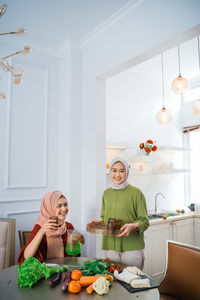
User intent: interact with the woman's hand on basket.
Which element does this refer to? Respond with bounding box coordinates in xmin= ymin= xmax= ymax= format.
xmin=116 ymin=223 xmax=140 ymax=237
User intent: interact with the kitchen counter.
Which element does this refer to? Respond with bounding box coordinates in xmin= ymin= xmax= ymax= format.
xmin=149 ymin=212 xmax=200 ymax=226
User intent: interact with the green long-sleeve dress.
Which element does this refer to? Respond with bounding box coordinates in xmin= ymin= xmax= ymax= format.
xmin=101 ymin=184 xmax=149 ymax=252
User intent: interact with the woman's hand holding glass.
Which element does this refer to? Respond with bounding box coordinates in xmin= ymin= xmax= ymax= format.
xmin=40 ymin=218 xmax=58 ymax=234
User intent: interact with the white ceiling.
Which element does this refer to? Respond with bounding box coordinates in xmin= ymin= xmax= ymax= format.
xmin=0 ymin=0 xmax=131 ymax=51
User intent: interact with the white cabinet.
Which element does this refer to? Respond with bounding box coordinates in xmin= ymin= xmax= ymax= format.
xmin=144 ymin=217 xmax=195 ymax=283
xmin=143 ymin=223 xmax=172 ymax=283
xmin=171 ymin=218 xmax=193 ymax=245
xmin=194 ymin=217 xmax=200 ymax=247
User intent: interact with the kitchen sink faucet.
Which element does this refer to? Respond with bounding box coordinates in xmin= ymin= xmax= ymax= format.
xmin=155 ymin=192 xmax=166 ymax=213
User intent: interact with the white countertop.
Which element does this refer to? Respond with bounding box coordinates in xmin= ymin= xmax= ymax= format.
xmin=149 ymin=212 xmax=200 ymax=226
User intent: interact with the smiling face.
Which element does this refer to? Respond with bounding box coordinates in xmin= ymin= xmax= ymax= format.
xmin=55 ymin=196 xmax=69 ymax=222
xmin=110 ymin=161 xmax=127 ymax=185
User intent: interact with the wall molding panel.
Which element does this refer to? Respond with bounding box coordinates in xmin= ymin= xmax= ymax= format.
xmin=4 ymin=209 xmax=40 ymax=218
xmin=4 ymin=58 xmax=49 ymax=190
xmin=0 ymin=45 xmax=61 ymax=262
xmin=0 ymin=197 xmax=41 ymax=204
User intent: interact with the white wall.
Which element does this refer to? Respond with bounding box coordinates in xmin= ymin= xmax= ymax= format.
xmin=81 ymin=0 xmax=200 ymax=257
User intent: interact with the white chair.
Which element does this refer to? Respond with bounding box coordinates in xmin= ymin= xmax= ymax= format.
xmin=0 ymin=218 xmax=16 ymax=270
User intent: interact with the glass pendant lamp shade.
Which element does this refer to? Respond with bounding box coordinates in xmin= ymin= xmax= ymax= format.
xmin=171 ymin=75 xmax=188 ymax=94
xmin=193 ymin=99 xmax=200 ymax=115
xmin=156 ymin=107 xmax=173 ymax=124
xmin=171 ymin=45 xmax=188 ymax=94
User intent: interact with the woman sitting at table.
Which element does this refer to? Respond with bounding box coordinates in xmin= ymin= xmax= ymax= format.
xmin=18 ymin=191 xmax=84 ymax=265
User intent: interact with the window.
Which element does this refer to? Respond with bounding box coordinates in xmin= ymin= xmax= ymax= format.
xmin=189 ymin=130 xmax=200 ymax=203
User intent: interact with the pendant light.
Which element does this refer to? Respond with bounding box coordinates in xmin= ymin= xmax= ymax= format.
xmin=193 ymin=36 xmax=200 ymax=115
xmin=156 ymin=53 xmax=173 ymax=125
xmin=171 ymin=44 xmax=188 ymax=94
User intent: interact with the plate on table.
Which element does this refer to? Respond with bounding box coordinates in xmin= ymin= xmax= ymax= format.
xmin=117 ymin=274 xmax=160 ymax=293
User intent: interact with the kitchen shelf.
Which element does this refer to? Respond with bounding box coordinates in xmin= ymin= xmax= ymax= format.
xmin=106 ymin=143 xmax=191 ymax=152
xmin=156 ymin=146 xmax=191 ymax=152
xmin=106 ymin=169 xmax=191 ymax=175
xmin=106 ymin=143 xmax=191 ymax=176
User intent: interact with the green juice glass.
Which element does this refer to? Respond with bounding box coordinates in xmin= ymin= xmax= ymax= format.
xmin=65 ymin=229 xmax=81 ymax=255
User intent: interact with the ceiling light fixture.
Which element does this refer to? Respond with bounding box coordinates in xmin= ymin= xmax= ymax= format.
xmin=171 ymin=44 xmax=188 ymax=94
xmin=0 ymin=90 xmax=6 ymax=99
xmin=193 ymin=36 xmax=200 ymax=115
xmin=156 ymin=53 xmax=173 ymax=125
xmin=0 ymin=3 xmax=31 ymax=100
xmin=0 ymin=28 xmax=26 ymax=36
xmin=0 ymin=3 xmax=7 ymax=17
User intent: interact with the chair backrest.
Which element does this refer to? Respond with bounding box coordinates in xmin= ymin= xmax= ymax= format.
xmin=159 ymin=240 xmax=200 ymax=300
xmin=18 ymin=230 xmax=31 ymax=249
xmin=0 ymin=218 xmax=16 ymax=270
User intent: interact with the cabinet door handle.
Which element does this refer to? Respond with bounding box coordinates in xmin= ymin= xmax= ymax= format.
xmin=173 ymin=222 xmax=176 ymax=225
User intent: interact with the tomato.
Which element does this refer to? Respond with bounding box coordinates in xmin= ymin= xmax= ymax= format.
xmin=139 ymin=143 xmax=144 ymax=149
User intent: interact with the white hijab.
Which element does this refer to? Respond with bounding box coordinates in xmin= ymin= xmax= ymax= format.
xmin=110 ymin=157 xmax=129 ymax=190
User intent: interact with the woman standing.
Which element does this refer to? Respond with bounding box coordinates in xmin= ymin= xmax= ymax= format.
xmin=100 ymin=157 xmax=149 ymax=269
xmin=18 ymin=191 xmax=84 ymax=265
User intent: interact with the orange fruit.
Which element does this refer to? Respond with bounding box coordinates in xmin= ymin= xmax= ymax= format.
xmin=71 ymin=269 xmax=82 ymax=281
xmin=68 ymin=281 xmax=81 ymax=293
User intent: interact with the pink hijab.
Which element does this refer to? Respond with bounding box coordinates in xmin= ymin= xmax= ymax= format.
xmin=36 ymin=191 xmax=67 ymax=258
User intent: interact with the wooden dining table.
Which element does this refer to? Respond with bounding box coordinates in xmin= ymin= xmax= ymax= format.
xmin=0 ymin=257 xmax=160 ymax=300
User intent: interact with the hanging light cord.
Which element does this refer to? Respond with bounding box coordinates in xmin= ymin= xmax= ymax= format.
xmin=161 ymin=53 xmax=165 ymax=108
xmin=178 ymin=44 xmax=181 ymax=76
xmin=198 ymin=36 xmax=200 ymax=72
